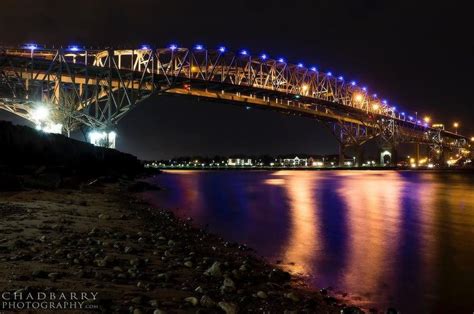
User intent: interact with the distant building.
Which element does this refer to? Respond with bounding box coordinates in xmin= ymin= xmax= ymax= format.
xmin=227 ymin=158 xmax=253 ymax=166
xmin=281 ymin=156 xmax=308 ymax=167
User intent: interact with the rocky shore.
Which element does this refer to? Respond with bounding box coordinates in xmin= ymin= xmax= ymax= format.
xmin=0 ymin=177 xmax=363 ymax=313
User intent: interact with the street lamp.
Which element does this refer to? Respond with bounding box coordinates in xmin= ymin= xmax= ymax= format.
xmin=423 ymin=116 xmax=431 ymax=124
xmin=453 ymin=122 xmax=459 ymax=134
xmin=470 ymin=136 xmax=474 ymax=142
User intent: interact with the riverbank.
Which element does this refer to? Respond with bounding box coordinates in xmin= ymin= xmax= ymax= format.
xmin=0 ymin=177 xmax=358 ymax=313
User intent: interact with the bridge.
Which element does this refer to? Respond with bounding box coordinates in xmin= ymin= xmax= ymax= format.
xmin=0 ymin=44 xmax=471 ymax=165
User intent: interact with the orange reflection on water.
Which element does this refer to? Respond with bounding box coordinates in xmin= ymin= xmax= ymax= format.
xmin=336 ymin=171 xmax=404 ymax=304
xmin=271 ymin=171 xmax=321 ymax=275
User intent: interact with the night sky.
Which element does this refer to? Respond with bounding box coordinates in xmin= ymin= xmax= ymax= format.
xmin=1 ymin=0 xmax=472 ymax=160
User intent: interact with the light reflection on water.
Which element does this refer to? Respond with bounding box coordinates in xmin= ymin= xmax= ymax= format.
xmin=144 ymin=170 xmax=474 ymax=313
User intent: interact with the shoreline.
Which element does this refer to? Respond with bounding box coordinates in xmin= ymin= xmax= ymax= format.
xmin=0 ymin=177 xmax=358 ymax=313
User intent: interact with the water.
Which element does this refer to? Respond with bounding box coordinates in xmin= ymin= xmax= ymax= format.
xmin=143 ymin=170 xmax=474 ymax=313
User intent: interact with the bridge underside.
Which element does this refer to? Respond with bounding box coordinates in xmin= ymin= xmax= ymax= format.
xmin=0 ymin=47 xmax=470 ymax=163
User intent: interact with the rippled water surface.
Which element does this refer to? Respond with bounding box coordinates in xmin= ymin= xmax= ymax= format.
xmin=144 ymin=170 xmax=474 ymax=313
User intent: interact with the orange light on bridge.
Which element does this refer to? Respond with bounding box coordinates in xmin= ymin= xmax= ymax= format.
xmin=470 ymin=136 xmax=474 ymax=142
xmin=301 ymin=84 xmax=309 ymax=93
xmin=423 ymin=116 xmax=431 ymax=123
xmin=353 ymin=93 xmax=364 ymax=103
xmin=372 ymin=103 xmax=380 ymax=111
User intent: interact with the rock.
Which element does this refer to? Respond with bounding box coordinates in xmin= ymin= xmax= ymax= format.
xmin=184 ymin=297 xmax=199 ymax=306
xmin=256 ymin=291 xmax=267 ymax=299
xmin=284 ymin=292 xmax=300 ymax=302
xmin=32 ymin=270 xmax=49 ymax=278
xmin=148 ymin=300 xmax=158 ymax=307
xmin=184 ymin=261 xmax=193 ymax=268
xmin=194 ymin=286 xmax=204 ymax=293
xmin=131 ymin=296 xmax=143 ymax=305
xmin=221 ymin=277 xmax=236 ymax=293
xmin=133 ymin=309 xmax=143 ymax=314
xmin=342 ymin=306 xmax=364 ymax=314
xmin=98 ymin=214 xmax=110 ymax=220
xmin=268 ymin=268 xmax=291 ymax=282
xmin=153 ymin=310 xmax=166 ymax=314
xmin=218 ymin=301 xmax=238 ymax=314
xmin=200 ymin=295 xmax=216 ymax=308
xmin=204 ymin=262 xmax=222 ymax=277
xmin=48 ymin=272 xmax=61 ymax=280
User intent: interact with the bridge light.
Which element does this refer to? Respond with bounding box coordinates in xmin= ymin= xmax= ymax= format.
xmin=417 ymin=120 xmax=421 ymax=124
xmin=372 ymin=103 xmax=380 ymax=110
xmin=68 ymin=45 xmax=80 ymax=52
xmin=470 ymin=136 xmax=474 ymax=142
xmin=408 ymin=116 xmax=414 ymax=121
xmin=278 ymin=57 xmax=285 ymax=63
xmin=32 ymin=106 xmax=49 ymax=122
xmin=338 ymin=76 xmax=344 ymax=81
xmin=327 ymin=72 xmax=332 ymax=76
xmin=353 ymin=93 xmax=364 ymax=103
xmin=25 ymin=43 xmax=38 ymax=50
xmin=382 ymin=99 xmax=387 ymax=104
xmin=392 ymin=106 xmax=396 ymax=111
xmin=194 ymin=44 xmax=203 ymax=50
xmin=218 ymin=46 xmax=226 ymax=52
xmin=423 ymin=116 xmax=431 ymax=123
xmin=372 ymin=93 xmax=377 ymax=97
xmin=401 ymin=112 xmax=405 ymax=115
xmin=351 ymin=81 xmax=356 ymax=86
xmin=169 ymin=44 xmax=177 ymax=50
xmin=297 ymin=63 xmax=303 ymax=68
xmin=362 ymin=87 xmax=367 ymax=92
xmin=240 ymin=50 xmax=248 ymax=55
xmin=261 ymin=54 xmax=267 ymax=60
xmin=301 ymin=84 xmax=309 ymax=92
xmin=140 ymin=45 xmax=150 ymax=50
xmin=453 ymin=122 xmax=459 ymax=128
xmin=310 ymin=66 xmax=317 ymax=72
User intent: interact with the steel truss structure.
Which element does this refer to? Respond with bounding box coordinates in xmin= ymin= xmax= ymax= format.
xmin=0 ymin=45 xmax=470 ymax=155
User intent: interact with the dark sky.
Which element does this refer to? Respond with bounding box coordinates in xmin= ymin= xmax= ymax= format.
xmin=0 ymin=0 xmax=472 ymax=160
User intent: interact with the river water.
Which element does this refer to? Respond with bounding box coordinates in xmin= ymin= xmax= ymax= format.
xmin=144 ymin=170 xmax=474 ymax=313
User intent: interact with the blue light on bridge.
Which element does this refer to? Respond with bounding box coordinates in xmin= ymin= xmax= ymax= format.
xmin=169 ymin=44 xmax=178 ymax=50
xmin=297 ymin=63 xmax=304 ymax=68
xmin=140 ymin=45 xmax=150 ymax=50
xmin=392 ymin=106 xmax=397 ymax=111
xmin=240 ymin=50 xmax=248 ymax=55
xmin=218 ymin=46 xmax=226 ymax=53
xmin=382 ymin=99 xmax=387 ymax=104
xmin=338 ymin=76 xmax=344 ymax=81
xmin=373 ymin=93 xmax=377 ymax=97
xmin=310 ymin=67 xmax=317 ymax=72
xmin=68 ymin=45 xmax=80 ymax=52
xmin=417 ymin=120 xmax=421 ymax=124
xmin=327 ymin=72 xmax=332 ymax=76
xmin=278 ymin=58 xmax=285 ymax=63
xmin=351 ymin=81 xmax=356 ymax=86
xmin=408 ymin=116 xmax=414 ymax=121
xmin=24 ymin=43 xmax=38 ymax=50
xmin=261 ymin=54 xmax=267 ymax=60
xmin=195 ymin=44 xmax=204 ymax=50
xmin=362 ymin=87 xmax=367 ymax=91
xmin=401 ymin=112 xmax=405 ymax=115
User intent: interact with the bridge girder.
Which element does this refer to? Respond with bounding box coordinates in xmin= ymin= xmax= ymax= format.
xmin=0 ymin=46 xmax=470 ymax=153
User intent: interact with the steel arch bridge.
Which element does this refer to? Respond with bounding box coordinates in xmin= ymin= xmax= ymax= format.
xmin=0 ymin=44 xmax=470 ymax=163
